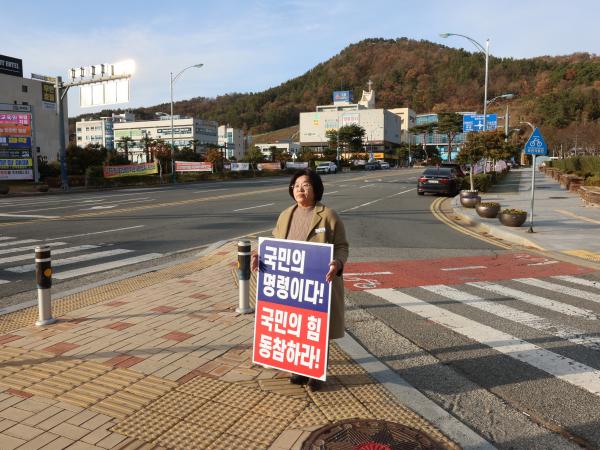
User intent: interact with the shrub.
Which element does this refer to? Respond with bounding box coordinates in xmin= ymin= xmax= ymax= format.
xmin=479 ymin=201 xmax=500 ymax=207
xmin=461 ymin=173 xmax=492 ymax=192
xmin=584 ymin=175 xmax=600 ymax=186
xmin=501 ymin=208 xmax=526 ymax=215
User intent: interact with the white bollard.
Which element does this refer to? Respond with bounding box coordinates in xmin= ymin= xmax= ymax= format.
xmin=35 ymin=245 xmax=56 ymax=326
xmin=236 ymin=240 xmax=253 ymax=314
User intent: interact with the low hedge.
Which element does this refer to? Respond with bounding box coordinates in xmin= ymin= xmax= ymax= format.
xmin=461 ymin=173 xmax=493 ymax=192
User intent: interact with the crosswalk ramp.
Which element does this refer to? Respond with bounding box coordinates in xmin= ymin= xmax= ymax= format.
xmin=0 ymin=235 xmax=162 ymax=285
xmin=366 ymin=274 xmax=600 ymax=398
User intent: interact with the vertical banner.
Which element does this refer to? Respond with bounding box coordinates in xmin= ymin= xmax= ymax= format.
xmin=253 ymin=238 xmax=333 ymax=381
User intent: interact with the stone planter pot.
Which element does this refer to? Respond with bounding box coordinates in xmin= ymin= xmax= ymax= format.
xmin=0 ymin=185 xmax=9 ymax=195
xmin=579 ymin=186 xmax=600 ymax=206
xmin=476 ymin=203 xmax=500 ymax=218
xmin=460 ymin=195 xmax=481 ymax=208
xmin=499 ymin=211 xmax=527 ymax=227
xmin=568 ymin=177 xmax=584 ymax=192
xmin=460 ymin=190 xmax=479 ymax=199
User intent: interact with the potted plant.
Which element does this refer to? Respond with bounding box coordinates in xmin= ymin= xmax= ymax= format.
xmin=498 ymin=208 xmax=528 ymax=227
xmin=460 ymin=193 xmax=481 ymax=208
xmin=476 ymin=201 xmax=500 ymax=218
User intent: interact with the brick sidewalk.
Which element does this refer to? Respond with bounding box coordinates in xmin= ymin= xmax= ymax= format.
xmin=0 ymin=241 xmax=458 ymax=449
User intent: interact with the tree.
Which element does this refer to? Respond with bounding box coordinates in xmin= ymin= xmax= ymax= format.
xmin=339 ymin=124 xmax=366 ymax=152
xmin=116 ymin=136 xmax=133 ymax=162
xmin=140 ymin=135 xmax=154 ymax=162
xmin=435 ymin=112 xmax=464 ymax=161
xmin=456 ymin=132 xmax=488 ymax=190
xmin=149 ymin=139 xmax=171 ymax=179
xmin=241 ymin=146 xmax=264 ymax=175
xmin=271 ymin=147 xmax=291 ymax=164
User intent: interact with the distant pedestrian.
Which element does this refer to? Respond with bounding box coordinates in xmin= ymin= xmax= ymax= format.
xmin=252 ymin=168 xmax=349 ymax=390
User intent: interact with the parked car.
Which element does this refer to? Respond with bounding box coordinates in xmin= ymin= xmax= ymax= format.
xmin=378 ymin=161 xmax=390 ymax=169
xmin=364 ymin=161 xmax=381 ymax=170
xmin=440 ymin=162 xmax=466 ymax=177
xmin=315 ymin=161 xmax=337 ymax=174
xmin=417 ymin=166 xmax=461 ymax=196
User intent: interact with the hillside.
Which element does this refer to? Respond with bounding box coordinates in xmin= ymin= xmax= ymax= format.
xmin=79 ymin=38 xmax=600 ymax=147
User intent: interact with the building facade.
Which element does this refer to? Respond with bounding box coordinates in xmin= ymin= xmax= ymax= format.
xmin=112 ymin=116 xmax=218 ymax=162
xmin=255 ymin=140 xmax=301 ymax=160
xmin=0 ymin=54 xmax=68 ymax=181
xmin=218 ymin=125 xmax=245 ymax=160
xmin=76 ymin=112 xmax=134 ymax=150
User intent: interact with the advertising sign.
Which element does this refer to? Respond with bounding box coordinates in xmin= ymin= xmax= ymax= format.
xmin=253 ymin=238 xmax=333 ymax=380
xmin=0 ymin=137 xmax=31 ymax=148
xmin=80 ymin=78 xmax=130 ymax=108
xmin=0 ymin=159 xmax=32 ymax=169
xmin=175 ymin=161 xmax=212 ymax=172
xmin=0 ymin=170 xmax=33 ymax=180
xmin=0 ymin=113 xmax=31 ymax=125
xmin=257 ymin=162 xmax=281 ymax=171
xmin=0 ymin=124 xmax=31 ymax=137
xmin=229 ymin=162 xmax=250 ymax=171
xmin=333 ymin=91 xmax=353 ymax=103
xmin=103 ymin=162 xmax=158 ymax=178
xmin=462 ymin=114 xmax=498 ymax=132
xmin=42 ymin=83 xmax=57 ymax=110
xmin=286 ymin=162 xmax=309 ymax=170
xmin=0 ymin=54 xmax=23 ymax=77
xmin=341 ymin=113 xmax=359 ymax=126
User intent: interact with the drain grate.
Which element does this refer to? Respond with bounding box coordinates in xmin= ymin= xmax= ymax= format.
xmin=302 ymin=419 xmax=446 ymax=450
xmin=549 ymin=196 xmax=569 ymax=199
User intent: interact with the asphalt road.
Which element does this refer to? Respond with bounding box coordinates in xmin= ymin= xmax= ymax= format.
xmin=2 ymin=168 xmax=600 ymax=449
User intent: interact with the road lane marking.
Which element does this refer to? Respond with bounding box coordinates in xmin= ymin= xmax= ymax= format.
xmin=552 ymin=275 xmax=600 ymax=289
xmin=341 ymin=199 xmax=382 ymax=212
xmin=53 ymin=253 xmax=163 ymax=279
xmin=6 ymin=248 xmax=134 ymax=273
xmin=0 ymin=245 xmax=99 ymax=265
xmin=422 ymin=284 xmax=600 ymax=352
xmin=46 ymin=225 xmax=145 ymax=241
xmin=233 ymin=203 xmax=275 ymax=212
xmin=440 ymin=266 xmax=487 ymax=271
xmin=0 ymin=280 xmax=8 ymax=285
xmin=14 ymin=197 xmax=153 ymax=213
xmin=0 ymin=213 xmax=59 ymax=219
xmin=0 ymin=237 xmax=15 ymax=241
xmin=468 ymin=281 xmax=597 ymax=319
xmin=369 ymin=288 xmax=600 ymax=396
xmin=0 ymin=239 xmax=40 ymax=248
xmin=555 ymin=209 xmax=600 ymax=225
xmin=192 ymin=188 xmax=229 ymax=193
xmin=85 ymin=205 xmax=116 ymax=210
xmin=514 ymin=278 xmax=600 ymax=304
xmin=0 ymin=242 xmax=67 ymax=256
xmin=389 ymin=188 xmax=416 ymax=197
xmin=324 ymin=191 xmax=339 ymax=195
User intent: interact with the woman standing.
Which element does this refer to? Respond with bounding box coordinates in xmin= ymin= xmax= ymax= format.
xmin=253 ymin=168 xmax=349 ymax=391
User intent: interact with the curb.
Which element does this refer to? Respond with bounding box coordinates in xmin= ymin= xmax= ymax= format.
xmin=451 ymin=196 xmax=544 ymax=251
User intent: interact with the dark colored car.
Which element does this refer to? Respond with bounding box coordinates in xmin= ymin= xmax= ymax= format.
xmin=417 ymin=167 xmax=461 ymax=196
xmin=364 ymin=161 xmax=381 ymax=170
xmin=440 ymin=162 xmax=466 ymax=177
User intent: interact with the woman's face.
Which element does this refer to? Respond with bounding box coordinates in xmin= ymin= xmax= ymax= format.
xmin=292 ymin=175 xmax=316 ymax=207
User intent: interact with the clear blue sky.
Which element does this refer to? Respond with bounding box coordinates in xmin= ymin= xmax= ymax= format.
xmin=4 ymin=0 xmax=598 ymax=117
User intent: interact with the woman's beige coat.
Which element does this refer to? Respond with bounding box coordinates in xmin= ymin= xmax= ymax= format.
xmin=272 ymin=202 xmax=349 ymax=339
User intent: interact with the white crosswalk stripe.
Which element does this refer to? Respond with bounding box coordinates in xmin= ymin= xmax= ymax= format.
xmin=368 ymin=287 xmax=600 ymax=397
xmin=0 ymin=242 xmax=68 ymax=256
xmin=552 ymin=275 xmax=600 ymax=289
xmin=6 ymin=249 xmax=133 ymax=273
xmin=53 ymin=253 xmax=163 ymax=280
xmin=0 ymin=239 xmax=39 ymax=248
xmin=421 ymin=284 xmax=600 ymax=351
xmin=0 ymin=237 xmax=15 ymax=242
xmin=467 ymin=281 xmax=597 ymax=319
xmin=0 ymin=245 xmax=99 ymax=265
xmin=514 ymin=277 xmax=600 ymax=304
xmin=0 ymin=280 xmax=8 ymax=285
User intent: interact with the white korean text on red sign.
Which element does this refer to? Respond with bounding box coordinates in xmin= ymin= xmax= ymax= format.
xmin=253 ymin=238 xmax=333 ymax=381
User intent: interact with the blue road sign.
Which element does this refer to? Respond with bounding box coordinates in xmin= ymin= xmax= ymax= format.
xmin=462 ymin=114 xmax=497 ymax=133
xmin=524 ymin=128 xmax=547 ymax=155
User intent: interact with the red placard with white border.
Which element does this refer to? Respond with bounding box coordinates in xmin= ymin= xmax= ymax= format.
xmin=252 ymin=237 xmax=333 ymax=381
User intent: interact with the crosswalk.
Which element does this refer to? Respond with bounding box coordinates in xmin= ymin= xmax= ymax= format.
xmin=0 ymin=235 xmax=162 ymax=287
xmin=366 ymin=274 xmax=600 ymax=397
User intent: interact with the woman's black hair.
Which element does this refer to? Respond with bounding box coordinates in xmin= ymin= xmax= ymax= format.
xmin=288 ymin=169 xmax=324 ymax=202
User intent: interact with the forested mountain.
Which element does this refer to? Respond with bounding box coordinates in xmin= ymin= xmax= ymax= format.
xmin=79 ymin=38 xmax=600 ymax=147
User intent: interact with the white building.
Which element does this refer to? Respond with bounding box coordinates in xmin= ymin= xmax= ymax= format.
xmin=299 ymin=81 xmax=411 ymax=155
xmin=218 ymin=125 xmax=245 ymax=160
xmin=255 ymin=140 xmax=301 ymax=160
xmin=75 ymin=112 xmax=135 ymax=150
xmin=112 ymin=116 xmax=218 ymax=162
xmin=0 ymin=54 xmax=68 ymax=181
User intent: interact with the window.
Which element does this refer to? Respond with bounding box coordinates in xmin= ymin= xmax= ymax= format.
xmin=21 ymin=85 xmax=28 ymax=93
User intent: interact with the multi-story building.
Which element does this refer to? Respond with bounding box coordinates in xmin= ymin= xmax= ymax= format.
xmin=255 ymin=140 xmax=301 ymax=160
xmin=0 ymin=54 xmax=68 ymax=181
xmin=412 ymin=113 xmax=472 ymax=160
xmin=218 ymin=125 xmax=245 ymax=160
xmin=75 ymin=112 xmax=135 ymax=150
xmin=112 ymin=116 xmax=218 ymax=162
xmin=299 ymin=82 xmax=407 ymax=156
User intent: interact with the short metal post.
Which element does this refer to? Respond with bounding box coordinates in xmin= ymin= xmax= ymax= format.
xmin=35 ymin=245 xmax=56 ymax=326
xmin=236 ymin=240 xmax=253 ymax=314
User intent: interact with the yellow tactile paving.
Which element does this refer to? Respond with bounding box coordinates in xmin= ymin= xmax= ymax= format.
xmin=227 ymin=410 xmax=289 ymax=445
xmin=253 ymin=391 xmax=307 ymax=420
xmin=307 ymin=384 xmax=358 ymax=406
xmin=289 ymin=404 xmax=329 ymax=429
xmin=212 ymin=383 xmax=268 ymax=410
xmin=176 ymin=375 xmax=230 ymax=399
xmin=185 ymin=400 xmax=246 ymax=432
xmin=112 ymin=410 xmax=181 ymax=442
xmin=317 ymin=400 xmax=375 ymax=422
xmin=563 ymin=249 xmax=600 ymax=262
xmin=153 ymin=420 xmax=221 ymax=450
xmin=345 ymin=383 xmax=395 ymax=404
xmin=146 ymin=390 xmax=207 ymax=419
xmin=91 ymin=396 xmax=141 ymax=420
xmin=207 ymin=432 xmax=268 ymax=450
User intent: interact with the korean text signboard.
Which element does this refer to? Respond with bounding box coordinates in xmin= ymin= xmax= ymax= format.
xmin=253 ymin=238 xmax=333 ymax=381
xmin=103 ymin=163 xmax=158 ymax=178
xmin=175 ymin=161 xmax=212 ymax=172
xmin=462 ymin=114 xmax=497 ymax=132
xmin=0 ymin=111 xmax=33 ymax=180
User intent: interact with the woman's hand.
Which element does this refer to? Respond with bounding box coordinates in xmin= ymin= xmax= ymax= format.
xmin=251 ymin=253 xmax=259 ymax=272
xmin=326 ymin=260 xmax=340 ymax=283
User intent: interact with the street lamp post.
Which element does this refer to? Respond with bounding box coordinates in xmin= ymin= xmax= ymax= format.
xmin=487 ymin=93 xmax=515 ymax=141
xmin=170 ymin=63 xmax=203 ymax=184
xmin=440 ymin=33 xmax=489 ymax=130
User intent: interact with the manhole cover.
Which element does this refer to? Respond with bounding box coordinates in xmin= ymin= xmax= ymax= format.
xmin=548 ymin=196 xmax=569 ymax=199
xmin=302 ymin=419 xmax=445 ymax=450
